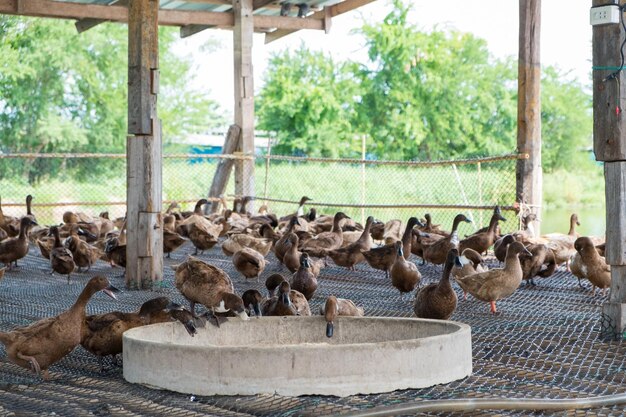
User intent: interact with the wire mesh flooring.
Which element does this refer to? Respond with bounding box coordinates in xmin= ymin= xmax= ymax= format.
xmin=0 ymin=242 xmax=624 ymax=417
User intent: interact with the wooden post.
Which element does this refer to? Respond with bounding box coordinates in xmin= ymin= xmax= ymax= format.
xmin=593 ymin=0 xmax=626 ymax=335
xmin=516 ymin=0 xmax=542 ymax=235
xmin=233 ymin=0 xmax=255 ymax=213
xmin=207 ymin=124 xmax=241 ymax=213
xmin=126 ymin=0 xmax=162 ymax=290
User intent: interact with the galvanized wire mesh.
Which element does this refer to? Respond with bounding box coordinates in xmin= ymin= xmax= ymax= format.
xmin=0 ymin=152 xmax=523 ymax=233
xmin=1 ymin=241 xmax=625 ymax=416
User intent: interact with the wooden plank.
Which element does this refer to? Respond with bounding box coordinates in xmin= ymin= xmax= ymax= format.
xmin=180 ymin=24 xmax=214 ymax=38
xmin=265 ymin=0 xmax=376 ymax=43
xmin=0 ymin=0 xmax=232 ymax=26
xmin=74 ymin=0 xmax=128 ymax=33
xmin=324 ymin=6 xmax=332 ymax=34
xmin=254 ymin=14 xmax=323 ymax=30
xmin=253 ymin=0 xmax=274 ymax=9
xmin=593 ymin=0 xmax=626 ymax=161
xmin=0 ymin=0 xmax=326 ymax=31
xmin=126 ymin=0 xmax=162 ymax=290
xmin=515 ymin=0 xmax=542 ymax=234
xmin=207 ymin=124 xmax=241 ymax=213
xmin=604 ymin=162 xmax=626 ymax=265
xmin=233 ymin=0 xmax=256 ymax=213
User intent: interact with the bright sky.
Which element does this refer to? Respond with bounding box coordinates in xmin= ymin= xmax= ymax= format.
xmin=174 ymin=0 xmax=592 ymax=121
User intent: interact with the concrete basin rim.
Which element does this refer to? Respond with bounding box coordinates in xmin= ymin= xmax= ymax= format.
xmin=123 ymin=316 xmax=471 ymax=352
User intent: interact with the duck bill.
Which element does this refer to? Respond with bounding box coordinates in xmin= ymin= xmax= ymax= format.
xmin=281 ymin=292 xmax=291 ymax=306
xmin=253 ymin=303 xmax=262 ymax=318
xmin=166 ymin=302 xmax=184 ymax=311
xmin=498 ymin=215 xmax=507 ymax=222
xmin=103 ymin=285 xmax=121 ymax=300
xmin=326 ymin=321 xmax=334 ymax=338
xmin=183 ymin=320 xmax=197 ymax=337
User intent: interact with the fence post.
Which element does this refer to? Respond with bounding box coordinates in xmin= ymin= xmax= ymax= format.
xmin=207 ymin=124 xmax=241 ymax=214
xmin=361 ymin=135 xmax=366 ymax=225
xmin=478 ymin=162 xmax=483 ymax=228
xmin=263 ymin=134 xmax=272 ymax=204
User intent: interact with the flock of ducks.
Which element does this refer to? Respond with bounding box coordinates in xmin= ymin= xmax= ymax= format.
xmin=0 ymin=194 xmax=610 ymax=379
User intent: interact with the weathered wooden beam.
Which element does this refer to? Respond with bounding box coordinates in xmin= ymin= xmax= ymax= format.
xmin=126 ymin=0 xmax=162 ymax=290
xmin=515 ymin=0 xmax=542 ymax=234
xmin=207 ymin=125 xmax=242 ymax=213
xmin=593 ymin=0 xmax=626 ymax=337
xmin=233 ymin=0 xmax=255 ymax=213
xmin=180 ymin=24 xmax=214 ymax=38
xmin=0 ymin=0 xmax=326 ymax=30
xmin=253 ymin=0 xmax=274 ymax=9
xmin=593 ymin=1 xmax=626 ymax=160
xmin=74 ymin=0 xmax=128 ymax=33
xmin=604 ymin=162 xmax=626 ymax=265
xmin=265 ymin=0 xmax=376 ymax=43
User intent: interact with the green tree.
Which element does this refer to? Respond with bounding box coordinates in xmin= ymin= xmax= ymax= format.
xmin=256 ymin=46 xmax=360 ymax=157
xmin=0 ymin=16 xmax=226 ymax=181
xmin=540 ymin=67 xmax=593 ymax=171
xmin=355 ymin=0 xmax=517 ymax=160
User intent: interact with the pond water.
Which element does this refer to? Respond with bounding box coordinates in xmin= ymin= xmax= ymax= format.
xmin=541 ymin=206 xmax=605 ymax=237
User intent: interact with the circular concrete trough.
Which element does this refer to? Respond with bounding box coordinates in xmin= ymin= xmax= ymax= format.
xmin=123 ymin=316 xmax=472 ymax=397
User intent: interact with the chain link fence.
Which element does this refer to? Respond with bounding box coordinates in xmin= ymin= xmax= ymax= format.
xmin=0 ymin=151 xmax=526 ymax=231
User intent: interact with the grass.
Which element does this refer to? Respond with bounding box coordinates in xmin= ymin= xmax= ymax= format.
xmin=0 ymin=156 xmax=604 ymax=235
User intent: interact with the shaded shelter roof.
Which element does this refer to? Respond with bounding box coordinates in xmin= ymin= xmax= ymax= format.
xmin=0 ymin=0 xmax=376 ymax=42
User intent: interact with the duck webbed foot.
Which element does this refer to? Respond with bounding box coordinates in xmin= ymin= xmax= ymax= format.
xmin=17 ymin=352 xmax=41 ymax=377
xmin=489 ymin=301 xmax=501 ymax=316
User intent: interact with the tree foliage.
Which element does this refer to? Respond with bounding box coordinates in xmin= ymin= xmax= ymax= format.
xmin=0 ymin=16 xmax=226 ymax=181
xmin=256 ymin=47 xmax=360 ymax=157
xmin=256 ymin=0 xmax=592 ymax=172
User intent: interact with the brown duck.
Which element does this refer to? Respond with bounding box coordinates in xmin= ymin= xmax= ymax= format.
xmin=320 ymin=295 xmax=364 ymax=337
xmin=494 ymin=234 xmax=516 ymax=263
xmin=291 ymin=253 xmax=318 ymax=301
xmin=81 ymin=297 xmax=182 ymax=371
xmin=262 ymin=280 xmax=311 ymax=316
xmin=300 ymin=212 xmax=350 ymax=257
xmin=520 ymin=243 xmax=557 ymax=286
xmin=0 ymin=276 xmax=118 ymax=379
xmin=49 ymin=226 xmax=76 ymax=283
xmin=174 ymin=256 xmax=249 ymax=325
xmin=283 ymin=233 xmax=325 ymax=275
xmin=0 ymin=217 xmax=37 ymax=269
xmin=414 ymin=248 xmax=459 ymax=320
xmin=455 ymin=241 xmax=531 ymax=315
xmin=458 ymin=209 xmax=506 ymax=255
xmin=418 ymin=213 xmax=448 ymax=236
xmin=390 ymin=241 xmax=421 ymax=297
xmin=543 ymin=213 xmax=580 ymax=268
xmin=265 ymin=273 xmax=287 ymax=298
xmin=232 ymin=247 xmax=267 ymax=281
xmin=222 ymin=233 xmax=273 ymax=257
xmin=274 ymin=216 xmax=300 ymax=264
xmin=64 ymin=225 xmax=102 ymax=272
xmin=241 ymin=289 xmax=265 ymax=317
xmin=423 ymin=214 xmax=471 ymax=265
xmin=326 ymin=216 xmax=374 ymax=270
xmin=571 ymin=236 xmax=611 ymax=295
xmin=163 ymin=229 xmax=186 ymax=258
xmin=362 ymin=217 xmax=421 ymax=278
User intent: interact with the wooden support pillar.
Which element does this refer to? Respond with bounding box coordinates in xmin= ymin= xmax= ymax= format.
xmin=233 ymin=0 xmax=255 ymax=213
xmin=593 ymin=0 xmax=626 ymax=335
xmin=126 ymin=0 xmax=162 ymax=289
xmin=516 ymin=0 xmax=542 ymax=234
